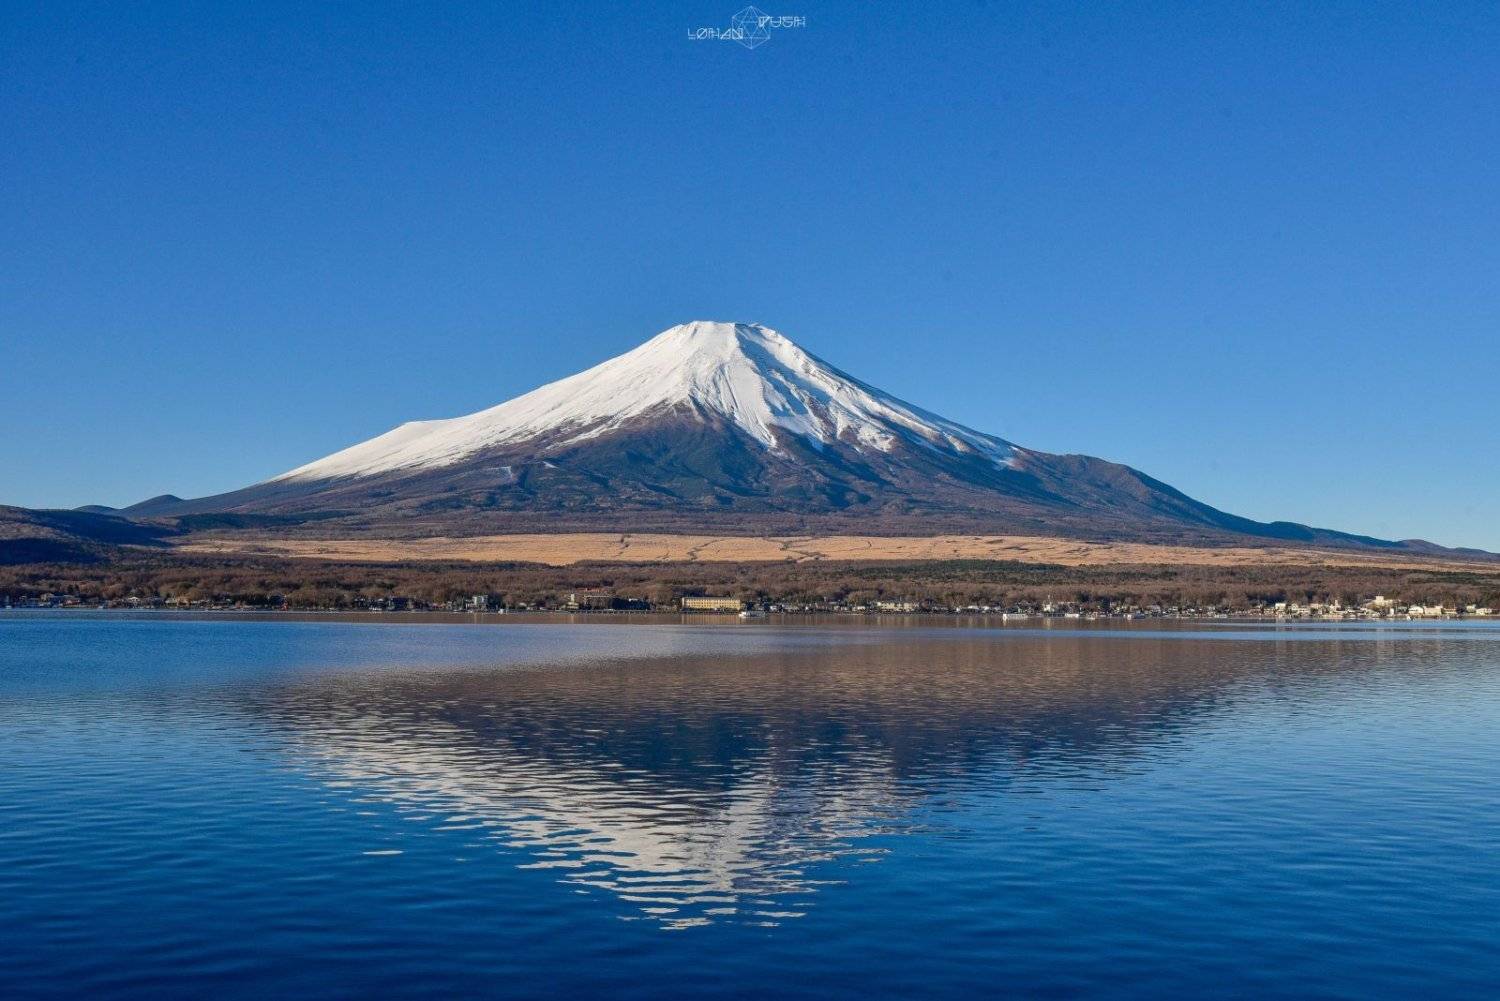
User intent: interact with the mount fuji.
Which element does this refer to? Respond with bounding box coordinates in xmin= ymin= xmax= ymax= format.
xmin=123 ymin=321 xmax=1408 ymax=548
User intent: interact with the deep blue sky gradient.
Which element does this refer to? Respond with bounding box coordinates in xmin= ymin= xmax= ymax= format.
xmin=3 ymin=2 xmax=1497 ymax=547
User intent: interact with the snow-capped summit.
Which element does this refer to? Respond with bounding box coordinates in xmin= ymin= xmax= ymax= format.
xmin=128 ymin=318 xmax=1419 ymax=551
xmin=274 ymin=321 xmax=1016 ymax=482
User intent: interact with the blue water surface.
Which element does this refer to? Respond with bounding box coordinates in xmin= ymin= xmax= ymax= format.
xmin=1 ymin=613 xmax=1498 ymax=999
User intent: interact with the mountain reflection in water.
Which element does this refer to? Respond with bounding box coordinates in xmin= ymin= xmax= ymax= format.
xmin=5 ymin=616 xmax=1499 ymax=996
xmin=235 ymin=625 xmax=1409 ymax=928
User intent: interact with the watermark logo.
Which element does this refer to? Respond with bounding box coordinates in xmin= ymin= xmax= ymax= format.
xmin=689 ymin=6 xmax=806 ymax=49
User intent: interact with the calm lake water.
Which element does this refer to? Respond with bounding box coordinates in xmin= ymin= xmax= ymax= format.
xmin=2 ymin=613 xmax=1498 ymax=999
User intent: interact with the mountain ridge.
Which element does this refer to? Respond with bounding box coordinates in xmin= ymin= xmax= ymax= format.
xmin=106 ymin=321 xmax=1481 ymax=555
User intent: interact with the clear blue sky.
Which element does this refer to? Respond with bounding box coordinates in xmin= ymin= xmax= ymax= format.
xmin=3 ymin=2 xmax=1496 ymax=548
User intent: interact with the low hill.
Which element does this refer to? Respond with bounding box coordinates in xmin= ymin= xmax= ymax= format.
xmin=0 ymin=506 xmax=175 ymax=565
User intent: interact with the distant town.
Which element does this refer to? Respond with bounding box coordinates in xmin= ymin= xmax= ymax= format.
xmin=6 ymin=588 xmax=1493 ymax=621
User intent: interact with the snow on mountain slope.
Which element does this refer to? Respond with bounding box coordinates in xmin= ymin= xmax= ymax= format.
xmin=273 ymin=321 xmax=1017 ymax=482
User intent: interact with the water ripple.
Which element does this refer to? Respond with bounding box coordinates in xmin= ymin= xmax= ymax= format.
xmin=2 ymin=616 xmax=1499 ymax=996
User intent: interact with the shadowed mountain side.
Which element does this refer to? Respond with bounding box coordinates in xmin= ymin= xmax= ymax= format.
xmin=0 ymin=505 xmax=176 ymax=565
xmin=118 ymin=411 xmax=1459 ymax=553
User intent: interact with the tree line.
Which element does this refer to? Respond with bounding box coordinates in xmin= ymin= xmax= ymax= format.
xmin=3 ymin=552 xmax=1498 ymax=612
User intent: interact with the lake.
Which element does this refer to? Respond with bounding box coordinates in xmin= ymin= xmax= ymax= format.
xmin=2 ymin=613 xmax=1498 ymax=998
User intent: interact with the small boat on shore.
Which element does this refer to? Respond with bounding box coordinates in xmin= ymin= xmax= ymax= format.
xmin=738 ymin=608 xmax=767 ymax=620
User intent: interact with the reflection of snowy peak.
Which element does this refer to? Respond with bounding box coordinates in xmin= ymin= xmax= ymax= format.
xmin=273 ymin=321 xmax=1016 ymax=481
xmin=298 ymin=718 xmax=900 ymax=930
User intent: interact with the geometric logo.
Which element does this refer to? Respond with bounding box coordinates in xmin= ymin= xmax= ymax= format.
xmin=687 ymin=7 xmax=805 ymax=50
xmin=730 ymin=6 xmax=773 ymax=49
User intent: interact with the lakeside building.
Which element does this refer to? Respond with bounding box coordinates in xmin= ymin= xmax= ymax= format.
xmin=563 ymin=591 xmax=650 ymax=611
xmin=567 ymin=591 xmax=615 ymax=610
xmin=681 ymin=596 xmax=745 ymax=612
